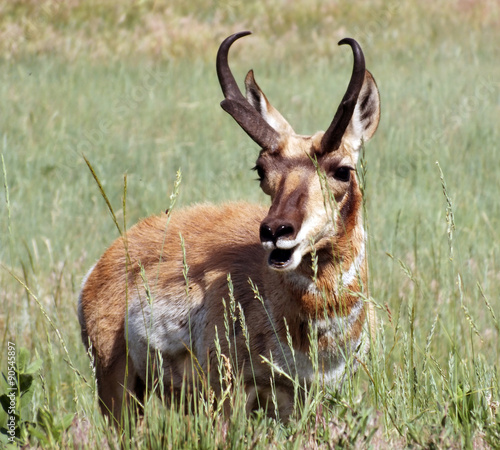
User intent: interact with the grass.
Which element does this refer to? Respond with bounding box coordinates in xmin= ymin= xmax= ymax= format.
xmin=1 ymin=0 xmax=500 ymax=447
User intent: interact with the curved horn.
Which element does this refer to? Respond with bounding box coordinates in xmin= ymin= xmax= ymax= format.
xmin=217 ymin=31 xmax=251 ymax=102
xmin=216 ymin=31 xmax=280 ymax=151
xmin=321 ymin=38 xmax=366 ymax=153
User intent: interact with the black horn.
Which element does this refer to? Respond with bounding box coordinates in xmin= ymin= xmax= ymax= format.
xmin=321 ymin=38 xmax=366 ymax=153
xmin=216 ymin=31 xmax=280 ymax=151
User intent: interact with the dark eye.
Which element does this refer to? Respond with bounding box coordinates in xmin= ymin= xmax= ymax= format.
xmin=252 ymin=164 xmax=265 ymax=181
xmin=333 ymin=166 xmax=352 ymax=182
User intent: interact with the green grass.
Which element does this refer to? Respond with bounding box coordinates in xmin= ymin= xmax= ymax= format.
xmin=1 ymin=0 xmax=500 ymax=447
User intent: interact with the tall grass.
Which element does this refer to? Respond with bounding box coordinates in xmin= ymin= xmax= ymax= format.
xmin=1 ymin=0 xmax=499 ymax=447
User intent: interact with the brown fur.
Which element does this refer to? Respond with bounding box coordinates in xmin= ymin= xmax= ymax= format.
xmin=79 ymin=33 xmax=381 ymax=422
xmin=80 ymin=201 xmax=370 ymax=419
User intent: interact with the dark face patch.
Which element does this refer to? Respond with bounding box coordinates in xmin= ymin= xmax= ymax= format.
xmin=254 ymin=152 xmax=317 ymax=197
xmin=256 ymin=142 xmax=354 ymax=216
xmin=255 ymin=136 xmax=358 ymax=270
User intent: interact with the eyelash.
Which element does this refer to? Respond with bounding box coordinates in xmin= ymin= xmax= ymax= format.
xmin=331 ymin=166 xmax=353 ymax=182
xmin=252 ymin=165 xmax=265 ymax=181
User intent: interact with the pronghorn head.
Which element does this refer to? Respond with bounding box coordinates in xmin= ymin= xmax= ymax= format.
xmin=217 ymin=31 xmax=380 ymax=272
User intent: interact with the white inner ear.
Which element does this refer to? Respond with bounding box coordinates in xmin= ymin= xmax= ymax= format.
xmin=257 ymin=96 xmax=295 ymax=135
xmin=245 ymin=71 xmax=295 ymax=135
xmin=343 ymin=71 xmax=380 ymax=154
xmin=260 ymin=100 xmax=289 ymax=133
xmin=346 ymin=104 xmax=365 ymax=151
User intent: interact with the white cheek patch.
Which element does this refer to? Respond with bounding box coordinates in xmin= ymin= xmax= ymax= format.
xmin=284 ymin=213 xmax=330 ymax=249
xmin=339 ymin=232 xmax=366 ymax=291
xmin=272 ymin=210 xmax=334 ymax=272
xmin=281 ymin=249 xmax=303 ymax=272
xmin=285 ymin=228 xmax=366 ymax=295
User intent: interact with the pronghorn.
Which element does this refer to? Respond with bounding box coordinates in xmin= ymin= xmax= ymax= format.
xmin=78 ymin=31 xmax=380 ymax=421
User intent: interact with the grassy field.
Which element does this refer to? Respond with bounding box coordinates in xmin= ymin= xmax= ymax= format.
xmin=1 ymin=0 xmax=500 ymax=447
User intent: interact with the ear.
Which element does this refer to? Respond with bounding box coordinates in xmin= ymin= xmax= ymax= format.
xmin=343 ymin=71 xmax=380 ymax=154
xmin=245 ymin=70 xmax=295 ymax=135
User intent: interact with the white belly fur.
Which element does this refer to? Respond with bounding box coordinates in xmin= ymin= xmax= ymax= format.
xmin=127 ymin=294 xmax=207 ymax=387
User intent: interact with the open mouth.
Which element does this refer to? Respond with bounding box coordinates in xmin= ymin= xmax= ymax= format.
xmin=268 ymin=246 xmax=297 ymax=269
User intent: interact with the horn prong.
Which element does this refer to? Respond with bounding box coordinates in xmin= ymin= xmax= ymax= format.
xmin=216 ymin=32 xmax=280 ymax=151
xmin=321 ymin=38 xmax=366 ymax=153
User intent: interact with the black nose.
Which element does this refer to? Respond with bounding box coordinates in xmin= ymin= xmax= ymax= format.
xmin=259 ymin=223 xmax=295 ymax=245
xmin=259 ymin=224 xmax=274 ymax=243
